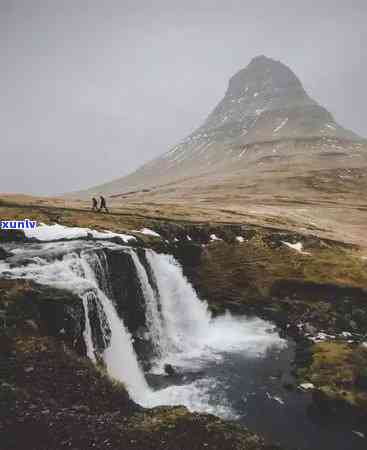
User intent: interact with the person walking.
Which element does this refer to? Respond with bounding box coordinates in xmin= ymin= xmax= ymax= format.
xmin=99 ymin=195 xmax=109 ymax=213
xmin=92 ymin=197 xmax=98 ymax=212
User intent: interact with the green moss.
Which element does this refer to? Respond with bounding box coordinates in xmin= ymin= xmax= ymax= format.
xmin=300 ymin=342 xmax=367 ymax=409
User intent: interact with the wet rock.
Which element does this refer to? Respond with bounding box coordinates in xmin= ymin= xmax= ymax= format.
xmin=103 ymin=248 xmax=147 ymax=334
xmin=23 ymin=319 xmax=39 ymax=333
xmin=0 ymin=247 xmax=11 ymax=260
xmin=172 ymin=241 xmax=203 ymax=268
xmin=2 ymin=279 xmax=86 ymax=355
xmin=164 ymin=364 xmax=177 ymax=377
xmin=304 ymin=323 xmax=317 ymax=335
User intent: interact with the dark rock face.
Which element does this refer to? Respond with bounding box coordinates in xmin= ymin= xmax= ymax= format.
xmin=2 ymin=332 xmax=274 ymax=450
xmin=83 ymin=290 xmax=111 ymax=355
xmin=270 ymin=279 xmax=367 ymax=303
xmin=103 ymin=248 xmax=147 ymax=334
xmin=102 ymin=247 xmax=155 ymax=363
xmin=1 ymin=279 xmax=86 ymax=355
xmin=0 ymin=247 xmax=11 ymax=260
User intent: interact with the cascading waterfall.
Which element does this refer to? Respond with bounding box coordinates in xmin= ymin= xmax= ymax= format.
xmin=0 ymin=244 xmax=152 ymax=404
xmin=145 ymin=250 xmax=211 ymax=353
xmin=139 ymin=250 xmax=285 ymax=372
xmin=129 ymin=250 xmax=170 ymax=357
xmin=78 ymin=251 xmax=151 ymax=403
xmin=0 ymin=240 xmax=285 ymax=417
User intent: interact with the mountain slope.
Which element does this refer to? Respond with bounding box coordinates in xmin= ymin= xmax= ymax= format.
xmin=70 ymin=56 xmax=365 ymax=199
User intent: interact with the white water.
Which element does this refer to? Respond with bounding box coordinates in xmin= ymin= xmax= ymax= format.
xmin=77 ymin=252 xmax=151 ymax=404
xmin=141 ymin=251 xmax=284 ymax=372
xmin=129 ymin=251 xmax=168 ymax=357
xmin=128 ymin=250 xmax=285 ymax=417
xmin=0 ymin=244 xmax=151 ymax=404
xmin=0 ymin=241 xmax=285 ymax=417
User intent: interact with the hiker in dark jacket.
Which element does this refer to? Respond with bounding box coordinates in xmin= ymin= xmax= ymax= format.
xmin=99 ymin=195 xmax=109 ymax=213
xmin=92 ymin=197 xmax=98 ymax=211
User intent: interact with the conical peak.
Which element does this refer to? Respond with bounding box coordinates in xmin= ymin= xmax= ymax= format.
xmin=226 ymin=55 xmax=304 ymax=99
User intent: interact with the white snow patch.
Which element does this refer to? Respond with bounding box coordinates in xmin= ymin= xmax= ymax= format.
xmin=266 ymin=392 xmax=285 ymax=405
xmin=186 ymin=235 xmax=192 ymax=241
xmin=341 ymin=331 xmax=352 ymax=338
xmin=273 ymin=118 xmax=288 ymax=133
xmin=134 ymin=228 xmax=161 ymax=238
xmin=236 ymin=236 xmax=245 ymax=243
xmin=326 ymin=123 xmax=337 ymax=130
xmin=352 ymin=431 xmax=365 ymax=439
xmin=299 ymin=383 xmax=315 ymax=391
xmin=210 ymin=234 xmax=222 ymax=241
xmin=23 ymin=223 xmax=136 ymax=243
xmin=282 ymin=241 xmax=310 ymax=255
xmin=309 ymin=332 xmax=336 ymax=343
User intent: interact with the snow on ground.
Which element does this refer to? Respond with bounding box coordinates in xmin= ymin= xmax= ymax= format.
xmin=273 ymin=118 xmax=288 ymax=133
xmin=24 ymin=223 xmax=136 ymax=243
xmin=341 ymin=331 xmax=352 ymax=338
xmin=134 ymin=228 xmax=161 ymax=238
xmin=210 ymin=234 xmax=222 ymax=241
xmin=266 ymin=392 xmax=285 ymax=405
xmin=282 ymin=241 xmax=310 ymax=255
xmin=325 ymin=123 xmax=337 ymax=130
xmin=309 ymin=332 xmax=336 ymax=343
xmin=299 ymin=383 xmax=315 ymax=391
xmin=352 ymin=431 xmax=365 ymax=439
xmin=236 ymin=236 xmax=245 ymax=243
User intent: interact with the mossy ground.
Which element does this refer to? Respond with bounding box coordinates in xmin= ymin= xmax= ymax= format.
xmin=1 ymin=198 xmax=367 ymax=440
xmin=187 ymin=237 xmax=367 ymax=331
xmin=0 ymin=256 xmax=279 ymax=450
xmin=297 ymin=342 xmax=367 ymax=410
xmin=0 ymin=327 xmax=278 ymax=450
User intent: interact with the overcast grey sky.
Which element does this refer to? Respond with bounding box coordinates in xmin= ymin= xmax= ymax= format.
xmin=1 ymin=0 xmax=366 ymax=195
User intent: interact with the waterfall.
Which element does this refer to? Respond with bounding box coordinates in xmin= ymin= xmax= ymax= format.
xmin=0 ymin=243 xmax=152 ymax=404
xmin=74 ymin=250 xmax=152 ymax=404
xmin=145 ymin=250 xmax=211 ymax=352
xmin=0 ymin=240 xmax=285 ymax=417
xmin=129 ymin=250 xmax=169 ymax=357
xmin=138 ymin=250 xmax=284 ymax=373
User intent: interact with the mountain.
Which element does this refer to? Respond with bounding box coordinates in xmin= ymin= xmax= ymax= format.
xmin=69 ymin=56 xmax=366 ymax=202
